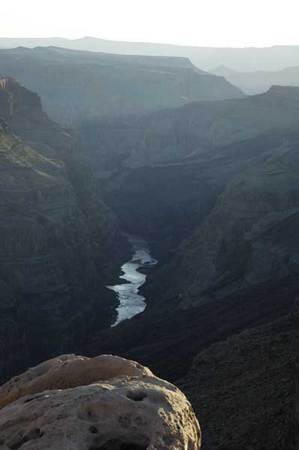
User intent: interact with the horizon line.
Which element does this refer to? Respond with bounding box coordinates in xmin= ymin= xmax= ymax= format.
xmin=1 ymin=36 xmax=299 ymax=50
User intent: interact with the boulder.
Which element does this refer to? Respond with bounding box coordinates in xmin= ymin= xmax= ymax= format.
xmin=0 ymin=354 xmax=152 ymax=409
xmin=0 ymin=354 xmax=201 ymax=449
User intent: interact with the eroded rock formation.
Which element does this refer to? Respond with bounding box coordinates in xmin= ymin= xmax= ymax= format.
xmin=0 ymin=355 xmax=201 ymax=450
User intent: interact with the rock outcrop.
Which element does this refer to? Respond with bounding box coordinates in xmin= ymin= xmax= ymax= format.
xmin=0 ymin=355 xmax=201 ymax=450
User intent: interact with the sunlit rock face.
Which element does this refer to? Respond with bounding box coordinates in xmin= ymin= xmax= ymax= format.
xmin=0 ymin=354 xmax=201 ymax=450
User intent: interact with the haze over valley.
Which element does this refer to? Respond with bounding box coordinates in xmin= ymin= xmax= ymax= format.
xmin=0 ymin=2 xmax=298 ymax=449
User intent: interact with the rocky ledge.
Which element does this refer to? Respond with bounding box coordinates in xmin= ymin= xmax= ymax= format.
xmin=0 ymin=354 xmax=201 ymax=450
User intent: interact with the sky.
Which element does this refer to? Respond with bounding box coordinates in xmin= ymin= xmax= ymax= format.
xmin=1 ymin=0 xmax=299 ymax=47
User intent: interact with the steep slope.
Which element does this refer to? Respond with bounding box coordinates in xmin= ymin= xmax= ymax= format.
xmin=0 ymin=46 xmax=243 ymax=124
xmin=212 ymin=65 xmax=299 ymax=94
xmin=0 ymin=78 xmax=126 ymax=383
xmin=181 ymin=309 xmax=298 ymax=450
xmin=155 ymin=136 xmax=299 ymax=307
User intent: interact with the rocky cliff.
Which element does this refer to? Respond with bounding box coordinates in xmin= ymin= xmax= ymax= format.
xmin=0 ymin=78 xmax=127 ymax=383
xmin=0 ymin=354 xmax=201 ymax=449
xmin=153 ymin=132 xmax=299 ymax=307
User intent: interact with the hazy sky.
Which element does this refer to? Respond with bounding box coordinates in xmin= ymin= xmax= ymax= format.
xmin=2 ymin=0 xmax=299 ymax=47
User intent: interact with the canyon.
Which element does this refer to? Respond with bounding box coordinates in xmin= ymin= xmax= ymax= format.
xmin=0 ymin=47 xmax=297 ymax=450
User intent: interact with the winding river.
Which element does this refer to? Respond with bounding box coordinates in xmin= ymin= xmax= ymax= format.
xmin=107 ymin=235 xmax=157 ymax=327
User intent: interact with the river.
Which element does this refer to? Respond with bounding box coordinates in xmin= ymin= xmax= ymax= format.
xmin=107 ymin=235 xmax=157 ymax=327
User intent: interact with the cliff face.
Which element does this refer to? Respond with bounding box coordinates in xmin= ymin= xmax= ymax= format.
xmin=0 ymin=46 xmax=243 ymax=124
xmin=0 ymin=78 xmax=126 ymax=383
xmin=153 ymin=134 xmax=299 ymax=307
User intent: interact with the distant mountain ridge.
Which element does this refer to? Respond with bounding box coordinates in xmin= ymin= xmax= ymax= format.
xmin=211 ymin=64 xmax=299 ymax=94
xmin=0 ymin=46 xmax=243 ymax=124
xmin=2 ymin=37 xmax=299 ymax=71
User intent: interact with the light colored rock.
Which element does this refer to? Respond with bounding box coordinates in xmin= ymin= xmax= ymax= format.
xmin=0 ymin=354 xmax=201 ymax=449
xmin=0 ymin=354 xmax=152 ymax=409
